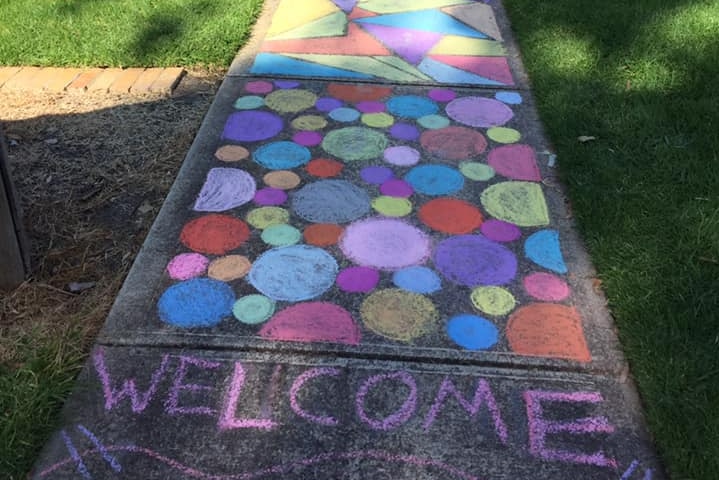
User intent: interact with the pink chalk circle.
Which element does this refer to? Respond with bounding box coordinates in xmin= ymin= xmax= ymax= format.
xmin=293 ymin=131 xmax=323 ymax=146
xmin=383 ymin=146 xmax=420 ymax=166
xmin=446 ymin=97 xmax=514 ymax=128
xmin=337 ymin=266 xmax=380 ymax=293
xmin=245 ymin=81 xmax=274 ymax=94
xmin=259 ymin=302 xmax=361 ymax=345
xmin=481 ymin=219 xmax=522 ymax=242
xmin=428 ymin=88 xmax=456 ymax=102
xmin=356 ymin=101 xmax=385 ymax=113
xmin=340 ymin=218 xmax=430 ymax=271
xmin=254 ymin=187 xmax=288 ymax=206
xmin=523 ymin=272 xmax=571 ymax=301
xmin=167 ymin=253 xmax=209 ymax=280
xmin=390 ymin=122 xmax=420 ymax=141
xmin=380 ymin=179 xmax=414 ymax=198
xmin=487 ymin=144 xmax=541 ymax=181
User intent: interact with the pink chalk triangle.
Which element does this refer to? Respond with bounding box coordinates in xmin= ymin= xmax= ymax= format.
xmin=487 ymin=144 xmax=541 ymax=181
xmin=429 ymin=55 xmax=514 ymax=85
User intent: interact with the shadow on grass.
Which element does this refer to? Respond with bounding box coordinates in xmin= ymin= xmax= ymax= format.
xmin=503 ymin=0 xmax=719 ymax=478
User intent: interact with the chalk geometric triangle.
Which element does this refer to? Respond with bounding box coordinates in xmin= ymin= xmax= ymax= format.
xmin=442 ymin=3 xmax=503 ymax=41
xmin=348 ymin=6 xmax=377 ymax=19
xmin=429 ymin=36 xmax=505 ymax=56
xmin=358 ymin=0 xmax=471 ymax=14
xmin=360 ymin=24 xmax=442 ymax=65
xmin=332 ymin=0 xmax=357 ymax=12
xmin=373 ymin=56 xmax=432 ymax=80
xmin=418 ymin=57 xmax=503 ymax=85
xmin=267 ymin=0 xmax=341 ymax=37
xmin=429 ymin=55 xmax=514 ymax=84
xmin=262 ymin=23 xmax=390 ymax=56
xmin=271 ymin=11 xmax=348 ymax=40
xmin=284 ymin=53 xmax=426 ymax=81
xmin=250 ymin=53 xmax=374 ymax=79
xmin=355 ymin=10 xmax=487 ymax=39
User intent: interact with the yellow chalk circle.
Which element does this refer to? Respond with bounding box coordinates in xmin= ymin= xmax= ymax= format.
xmin=361 ymin=288 xmax=438 ymax=342
xmin=471 ymin=286 xmax=516 ymax=316
xmin=487 ymin=127 xmax=521 ymax=144
xmin=371 ymin=196 xmax=413 ymax=217
xmin=247 ymin=207 xmax=290 ymax=229
xmin=265 ymin=89 xmax=318 ymax=113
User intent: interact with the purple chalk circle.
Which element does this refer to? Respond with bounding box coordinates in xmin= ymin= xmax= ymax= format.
xmin=480 ymin=219 xmax=522 ymax=242
xmin=245 ymin=81 xmax=273 ymax=94
xmin=383 ymin=146 xmax=420 ymax=166
xmin=360 ymin=165 xmax=394 ymax=185
xmin=356 ymin=101 xmax=385 ymax=113
xmin=428 ymin=89 xmax=456 ymax=102
xmin=274 ymin=80 xmax=300 ymax=89
xmin=222 ymin=111 xmax=283 ymax=142
xmin=340 ymin=217 xmax=431 ymax=271
xmin=434 ymin=235 xmax=518 ymax=286
xmin=390 ymin=122 xmax=420 ymax=141
xmin=337 ymin=266 xmax=381 ymax=293
xmin=254 ymin=187 xmax=288 ymax=206
xmin=166 ymin=253 xmax=209 ymax=280
xmin=194 ymin=168 xmax=256 ymax=212
xmin=316 ymin=97 xmax=343 ymax=112
xmin=446 ymin=97 xmax=514 ymax=128
xmin=293 ymin=131 xmax=323 ymax=146
xmin=380 ymin=179 xmax=414 ymax=198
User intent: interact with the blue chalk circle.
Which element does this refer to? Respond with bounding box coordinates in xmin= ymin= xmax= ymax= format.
xmin=292 ymin=180 xmax=371 ymax=223
xmin=447 ymin=314 xmax=499 ymax=350
xmin=158 ymin=278 xmax=235 ymax=328
xmin=253 ymin=141 xmax=311 ymax=170
xmin=392 ymin=266 xmax=442 ymax=294
xmin=387 ymin=95 xmax=439 ymax=119
xmin=524 ymin=229 xmax=567 ymax=274
xmin=405 ymin=165 xmax=464 ymax=196
xmin=248 ymin=245 xmax=338 ymax=302
xmin=329 ymin=107 xmax=361 ymax=122
xmin=494 ymin=91 xmax=523 ymax=104
xmin=233 ymin=95 xmax=265 ymax=110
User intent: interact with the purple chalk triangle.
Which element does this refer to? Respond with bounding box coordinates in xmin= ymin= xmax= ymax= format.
xmin=359 ymin=23 xmax=442 ymax=65
xmin=332 ymin=0 xmax=357 ymax=12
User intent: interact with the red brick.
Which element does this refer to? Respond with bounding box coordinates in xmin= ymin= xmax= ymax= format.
xmin=130 ymin=68 xmax=164 ymax=94
xmin=67 ymin=68 xmax=104 ymax=92
xmin=108 ymin=68 xmax=145 ymax=94
xmin=0 ymin=67 xmax=22 ymax=89
xmin=149 ymin=67 xmax=185 ymax=94
xmin=2 ymin=67 xmax=43 ymax=91
xmin=40 ymin=68 xmax=83 ymax=92
xmin=86 ymin=68 xmax=124 ymax=93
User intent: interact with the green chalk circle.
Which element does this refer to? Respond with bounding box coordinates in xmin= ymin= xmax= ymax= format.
xmin=233 ymin=295 xmax=275 ymax=325
xmin=261 ymin=223 xmax=302 ymax=246
xmin=460 ymin=162 xmax=495 ymax=181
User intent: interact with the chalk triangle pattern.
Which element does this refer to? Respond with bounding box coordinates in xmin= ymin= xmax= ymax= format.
xmin=358 ymin=0 xmax=471 ymax=14
xmin=250 ymin=53 xmax=374 ymax=79
xmin=355 ymin=9 xmax=487 ymax=39
xmin=442 ymin=3 xmax=503 ymax=41
xmin=271 ymin=11 xmax=348 ymax=40
xmin=263 ymin=23 xmax=390 ymax=56
xmin=284 ymin=54 xmax=425 ymax=82
xmin=267 ymin=0 xmax=341 ymax=37
xmin=418 ymin=57 xmax=504 ymax=85
xmin=359 ymin=24 xmax=442 ymax=65
xmin=429 ymin=55 xmax=514 ymax=85
xmin=332 ymin=0 xmax=357 ymax=12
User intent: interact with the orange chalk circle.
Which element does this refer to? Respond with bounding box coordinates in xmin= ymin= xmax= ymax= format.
xmin=208 ymin=255 xmax=252 ymax=281
xmin=214 ymin=145 xmax=249 ymax=162
xmin=304 ymin=223 xmax=344 ymax=247
xmin=263 ymin=170 xmax=302 ymax=190
xmin=506 ymin=303 xmax=591 ymax=363
xmin=306 ymin=158 xmax=344 ymax=178
xmin=180 ymin=214 xmax=250 ymax=255
xmin=419 ymin=198 xmax=483 ymax=234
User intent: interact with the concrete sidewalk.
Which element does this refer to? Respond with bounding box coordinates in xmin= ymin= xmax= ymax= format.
xmin=30 ymin=1 xmax=665 ymax=479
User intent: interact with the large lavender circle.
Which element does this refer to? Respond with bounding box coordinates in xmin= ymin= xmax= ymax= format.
xmin=433 ymin=235 xmax=517 ymax=286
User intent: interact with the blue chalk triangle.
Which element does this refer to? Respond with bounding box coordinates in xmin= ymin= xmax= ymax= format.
xmin=251 ymin=53 xmax=374 ymax=79
xmin=417 ymin=57 xmax=503 ymax=85
xmin=355 ymin=9 xmax=487 ymax=39
xmin=524 ymin=230 xmax=568 ymax=274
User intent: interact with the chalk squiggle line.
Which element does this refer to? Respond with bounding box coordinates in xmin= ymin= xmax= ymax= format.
xmin=39 ymin=446 xmax=482 ymax=480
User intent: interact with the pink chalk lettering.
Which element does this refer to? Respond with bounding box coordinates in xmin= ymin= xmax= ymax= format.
xmin=290 ymin=368 xmax=341 ymax=426
xmin=165 ymin=356 xmax=221 ymax=416
xmin=422 ymin=377 xmax=509 ymax=444
xmin=524 ymin=390 xmax=617 ymax=468
xmin=356 ymin=371 xmax=417 ymax=431
xmin=218 ymin=361 xmax=277 ymax=430
xmin=92 ymin=348 xmax=170 ymax=413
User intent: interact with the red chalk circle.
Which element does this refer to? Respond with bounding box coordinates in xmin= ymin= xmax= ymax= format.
xmin=419 ymin=198 xmax=483 ymax=234
xmin=180 ymin=214 xmax=250 ymax=255
xmin=420 ymin=126 xmax=487 ymax=161
xmin=306 ymin=158 xmax=344 ymax=178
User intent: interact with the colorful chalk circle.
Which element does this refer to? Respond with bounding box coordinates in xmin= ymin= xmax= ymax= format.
xmin=446 ymin=314 xmax=499 ymax=350
xmin=194 ymin=168 xmax=256 ymax=212
xmin=166 ymin=253 xmax=209 ymax=280
xmin=524 ymin=229 xmax=567 ymax=274
xmin=180 ymin=214 xmax=250 ymax=255
xmin=390 ymin=122 xmax=420 ymax=141
xmin=246 ymin=207 xmax=290 ymax=229
xmin=158 ymin=278 xmax=235 ymax=328
xmin=330 ymin=107 xmax=361 ymax=122
xmin=480 ymin=181 xmax=549 ymax=227
xmin=523 ymin=272 xmax=570 ymax=302
xmin=207 ymin=255 xmax=252 ymax=281
xmin=379 ymin=179 xmax=413 ymax=198
xmin=215 ymin=145 xmax=249 ymax=162
xmin=419 ymin=198 xmax=482 ymax=234
xmin=361 ymin=112 xmax=394 ymax=128
xmin=340 ymin=218 xmax=431 ymax=271
xmin=245 ymin=80 xmax=273 ymax=94
xmin=446 ymin=96 xmax=514 ymax=127
xmin=383 ymin=146 xmax=420 ymax=167
xmin=254 ymin=187 xmax=288 ymax=206
xmin=361 ymin=289 xmax=438 ymax=342
xmin=356 ymin=101 xmax=385 ymax=113
xmin=487 ymin=127 xmax=521 ymax=144
xmin=291 ymin=115 xmax=327 ymax=130
xmin=264 ymin=170 xmax=301 ymax=190
xmin=254 ymin=141 xmax=311 ymax=170
xmin=434 ymin=235 xmax=517 ymax=286
xmin=372 ymin=196 xmax=413 ymax=217
xmin=222 ymin=111 xmax=283 ymax=143
xmin=233 ymin=95 xmax=264 ymax=110
xmin=274 ymin=80 xmax=300 ymax=89
xmin=232 ymin=295 xmax=275 ymax=325
xmin=337 ymin=266 xmax=380 ymax=293
xmin=386 ymin=95 xmax=438 ymax=118
xmin=361 ymin=165 xmax=394 ymax=184
xmin=392 ymin=266 xmax=441 ymax=294
xmin=459 ymin=162 xmax=495 ymax=181
xmin=315 ymin=97 xmax=343 ymax=112
xmin=293 ymin=131 xmax=323 ymax=146
xmin=420 ymin=126 xmax=487 ymax=160
xmin=292 ymin=180 xmax=371 ymax=223
xmin=306 ymin=158 xmax=344 ymax=178
xmin=264 ymin=89 xmax=318 ymax=113
xmin=487 ymin=144 xmax=541 ymax=181
xmin=322 ymin=127 xmax=388 ymax=162
xmin=248 ymin=245 xmax=338 ymax=302
xmin=404 ymin=165 xmax=464 ymax=196
xmin=418 ymin=114 xmax=450 ymax=129
xmin=260 ymin=302 xmax=361 ymax=345
xmin=470 ymin=286 xmax=516 ymax=316
xmin=495 ymin=91 xmax=522 ymax=104
xmin=428 ymin=88 xmax=456 ymax=102
xmin=303 ymin=223 xmax=343 ymax=247
xmin=261 ymin=224 xmax=302 ymax=246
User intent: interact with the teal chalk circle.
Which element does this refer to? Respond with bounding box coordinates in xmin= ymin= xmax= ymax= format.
xmin=418 ymin=114 xmax=450 ymax=130
xmin=524 ymin=229 xmax=567 ymax=274
xmin=261 ymin=223 xmax=302 ymax=247
xmin=253 ymin=141 xmax=311 ymax=170
xmin=387 ymin=95 xmax=439 ymax=119
xmin=404 ymin=165 xmax=465 ymax=196
xmin=248 ymin=245 xmax=338 ymax=302
xmin=233 ymin=95 xmax=265 ymax=110
xmin=329 ymin=107 xmax=361 ymax=122
xmin=158 ymin=278 xmax=235 ymax=328
xmin=233 ymin=295 xmax=275 ymax=325
xmin=322 ymin=127 xmax=388 ymax=162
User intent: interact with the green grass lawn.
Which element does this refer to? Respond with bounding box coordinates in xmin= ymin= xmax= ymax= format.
xmin=0 ymin=0 xmax=263 ymax=67
xmin=503 ymin=0 xmax=719 ymax=478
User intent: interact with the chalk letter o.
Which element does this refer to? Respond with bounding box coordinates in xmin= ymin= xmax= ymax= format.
xmin=356 ymin=371 xmax=417 ymax=431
